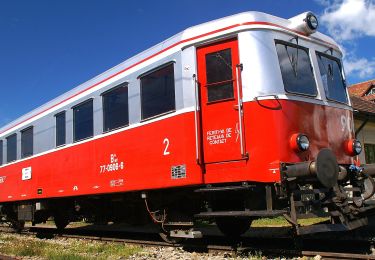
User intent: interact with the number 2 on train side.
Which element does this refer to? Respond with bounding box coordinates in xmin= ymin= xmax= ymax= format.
xmin=163 ymin=138 xmax=170 ymax=156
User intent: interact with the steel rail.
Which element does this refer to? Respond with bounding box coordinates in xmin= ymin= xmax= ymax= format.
xmin=0 ymin=225 xmax=374 ymax=259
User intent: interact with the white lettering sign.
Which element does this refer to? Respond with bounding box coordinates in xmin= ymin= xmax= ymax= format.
xmin=206 ymin=128 xmax=233 ymax=145
xmin=110 ymin=179 xmax=124 ymax=187
xmin=99 ymin=153 xmax=125 ymax=173
xmin=0 ymin=176 xmax=6 ymax=184
xmin=22 ymin=167 xmax=32 ymax=180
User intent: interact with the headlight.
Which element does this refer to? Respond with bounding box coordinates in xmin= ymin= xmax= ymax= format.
xmin=352 ymin=140 xmax=362 ymax=155
xmin=297 ymin=134 xmax=310 ymax=151
xmin=290 ymin=133 xmax=310 ymax=152
xmin=345 ymin=139 xmax=362 ymax=156
xmin=288 ymin=12 xmax=318 ymax=35
xmin=306 ymin=13 xmax=318 ymax=31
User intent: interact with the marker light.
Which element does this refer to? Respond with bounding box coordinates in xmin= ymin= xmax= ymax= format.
xmin=290 ymin=133 xmax=310 ymax=152
xmin=345 ymin=139 xmax=362 ymax=156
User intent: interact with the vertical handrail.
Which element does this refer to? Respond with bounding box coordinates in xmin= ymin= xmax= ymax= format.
xmin=193 ymin=74 xmax=200 ymax=164
xmin=235 ymin=64 xmax=245 ymax=157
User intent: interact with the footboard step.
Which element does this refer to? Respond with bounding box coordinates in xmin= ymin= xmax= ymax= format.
xmin=297 ymin=217 xmax=368 ymax=235
xmin=170 ymin=230 xmax=203 ymax=239
xmin=195 ymin=210 xmax=287 ymax=218
xmin=194 ymin=185 xmax=254 ymax=193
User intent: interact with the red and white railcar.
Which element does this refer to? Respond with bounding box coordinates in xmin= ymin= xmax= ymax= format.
xmin=0 ymin=11 xmax=374 ymax=239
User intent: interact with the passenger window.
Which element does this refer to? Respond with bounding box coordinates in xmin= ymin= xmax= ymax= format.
xmin=55 ymin=111 xmax=66 ymax=147
xmin=316 ymin=52 xmax=348 ymax=104
xmin=6 ymin=133 xmax=17 ymax=163
xmin=275 ymin=41 xmax=317 ymax=96
xmin=140 ymin=63 xmax=175 ymax=120
xmin=73 ymin=100 xmax=93 ymax=142
xmin=21 ymin=127 xmax=33 ymax=158
xmin=102 ymin=84 xmax=129 ymax=132
xmin=205 ymin=48 xmax=234 ymax=102
xmin=0 ymin=140 xmax=3 ymax=166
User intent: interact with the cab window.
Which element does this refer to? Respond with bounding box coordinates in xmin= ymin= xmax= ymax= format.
xmin=316 ymin=52 xmax=348 ymax=104
xmin=275 ymin=41 xmax=317 ymax=96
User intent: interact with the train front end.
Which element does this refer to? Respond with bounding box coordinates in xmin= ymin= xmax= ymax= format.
xmin=195 ymin=11 xmax=375 ymax=237
xmin=244 ymin=12 xmax=375 ymax=234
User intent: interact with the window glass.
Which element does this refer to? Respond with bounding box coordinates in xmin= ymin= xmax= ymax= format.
xmin=55 ymin=112 xmax=66 ymax=147
xmin=365 ymin=144 xmax=375 ymax=164
xmin=0 ymin=140 xmax=3 ymax=166
xmin=205 ymin=48 xmax=234 ymax=102
xmin=103 ymin=85 xmax=129 ymax=132
xmin=141 ymin=64 xmax=175 ymax=120
xmin=275 ymin=42 xmax=317 ymax=96
xmin=73 ymin=100 xmax=93 ymax=142
xmin=365 ymin=87 xmax=375 ymax=96
xmin=6 ymin=134 xmax=17 ymax=163
xmin=21 ymin=127 xmax=33 ymax=158
xmin=316 ymin=52 xmax=348 ymax=103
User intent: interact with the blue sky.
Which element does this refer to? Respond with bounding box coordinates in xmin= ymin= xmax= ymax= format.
xmin=0 ymin=0 xmax=374 ymax=126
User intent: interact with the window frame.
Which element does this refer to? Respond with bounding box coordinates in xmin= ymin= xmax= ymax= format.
xmin=204 ymin=48 xmax=235 ymax=104
xmin=55 ymin=111 xmax=66 ymax=147
xmin=275 ymin=39 xmax=318 ymax=98
xmin=101 ymin=83 xmax=129 ymax=133
xmin=365 ymin=87 xmax=375 ymax=96
xmin=365 ymin=143 xmax=375 ymax=164
xmin=0 ymin=140 xmax=3 ymax=166
xmin=72 ymin=99 xmax=94 ymax=143
xmin=315 ymin=51 xmax=348 ymax=105
xmin=6 ymin=133 xmax=17 ymax=163
xmin=139 ymin=62 xmax=176 ymax=121
xmin=21 ymin=126 xmax=33 ymax=159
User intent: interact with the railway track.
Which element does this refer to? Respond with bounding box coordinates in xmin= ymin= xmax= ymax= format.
xmin=0 ymin=224 xmax=375 ymax=259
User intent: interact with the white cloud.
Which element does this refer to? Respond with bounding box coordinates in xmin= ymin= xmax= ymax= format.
xmin=317 ymin=0 xmax=375 ymax=80
xmin=344 ymin=57 xmax=375 ymax=78
xmin=320 ymin=0 xmax=375 ymax=41
xmin=315 ymin=0 xmax=333 ymax=7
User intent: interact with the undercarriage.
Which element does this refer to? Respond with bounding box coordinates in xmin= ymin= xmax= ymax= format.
xmin=1 ymin=149 xmax=375 ymax=243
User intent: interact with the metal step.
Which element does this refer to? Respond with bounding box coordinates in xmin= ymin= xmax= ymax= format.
xmin=195 ymin=210 xmax=287 ymax=218
xmin=297 ymin=224 xmax=348 ymax=235
xmin=170 ymin=230 xmax=202 ymax=239
xmin=163 ymin=222 xmax=194 ymax=227
xmin=297 ymin=217 xmax=368 ymax=235
xmin=194 ymin=185 xmax=254 ymax=193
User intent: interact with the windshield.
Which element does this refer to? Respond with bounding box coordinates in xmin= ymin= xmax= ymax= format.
xmin=275 ymin=41 xmax=317 ymax=96
xmin=316 ymin=52 xmax=348 ymax=104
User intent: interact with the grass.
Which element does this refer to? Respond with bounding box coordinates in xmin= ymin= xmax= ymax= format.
xmin=0 ymin=233 xmax=142 ymax=260
xmin=251 ymin=216 xmax=329 ymax=227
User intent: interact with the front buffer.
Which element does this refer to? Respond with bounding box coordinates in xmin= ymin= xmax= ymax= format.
xmin=282 ymin=148 xmax=375 ymax=235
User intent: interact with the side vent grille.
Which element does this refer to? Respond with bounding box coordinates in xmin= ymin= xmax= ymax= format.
xmin=171 ymin=165 xmax=186 ymax=179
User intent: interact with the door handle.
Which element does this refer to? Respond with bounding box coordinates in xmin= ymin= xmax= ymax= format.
xmin=235 ymin=63 xmax=245 ymax=157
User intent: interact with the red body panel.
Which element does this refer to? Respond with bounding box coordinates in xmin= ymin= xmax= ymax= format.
xmin=0 ymin=113 xmax=202 ymax=202
xmin=0 ymin=99 xmax=354 ymax=202
xmin=203 ymin=100 xmax=355 ymax=183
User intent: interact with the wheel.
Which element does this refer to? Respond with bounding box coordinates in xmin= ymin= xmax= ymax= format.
xmin=53 ymin=213 xmax=69 ymax=231
xmin=10 ymin=220 xmax=25 ymax=232
xmin=215 ymin=217 xmax=252 ymax=238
